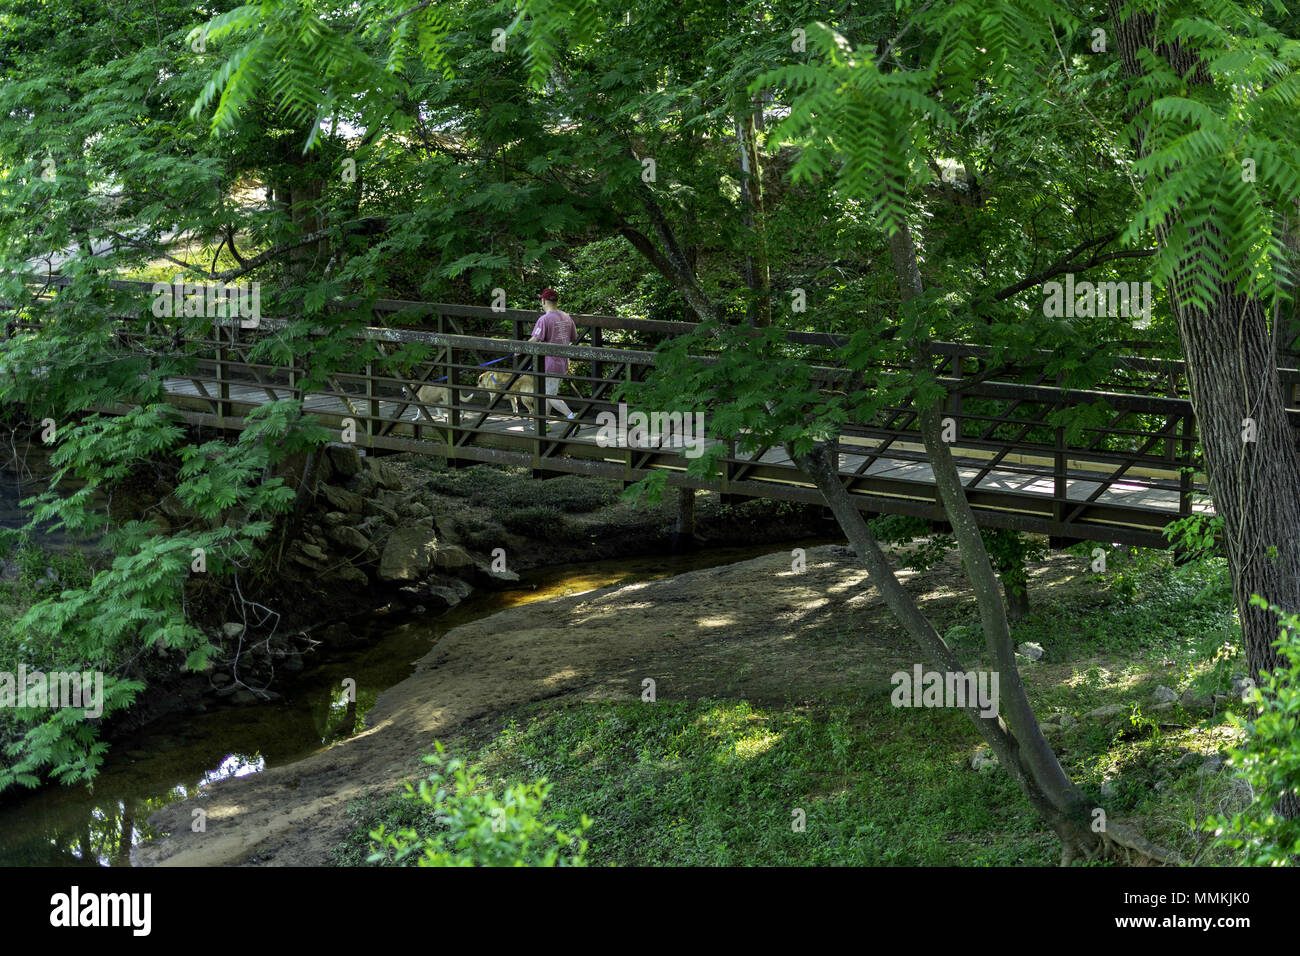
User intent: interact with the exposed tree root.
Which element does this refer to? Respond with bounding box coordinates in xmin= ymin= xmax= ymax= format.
xmin=1060 ymin=817 xmax=1184 ymax=867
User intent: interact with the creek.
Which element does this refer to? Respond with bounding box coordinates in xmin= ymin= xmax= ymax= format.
xmin=0 ymin=540 xmax=826 ymax=865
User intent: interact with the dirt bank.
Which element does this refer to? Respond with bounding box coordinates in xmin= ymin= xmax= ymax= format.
xmin=132 ymin=545 xmax=1091 ymax=866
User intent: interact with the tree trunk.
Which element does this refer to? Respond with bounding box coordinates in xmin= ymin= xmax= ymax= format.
xmin=1003 ymin=578 xmax=1030 ymax=622
xmin=874 ymin=219 xmax=1174 ymax=863
xmin=734 ymin=106 xmax=771 ymax=327
xmin=1107 ymin=2 xmax=1300 ymax=686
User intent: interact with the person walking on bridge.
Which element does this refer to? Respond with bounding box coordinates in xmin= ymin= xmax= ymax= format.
xmin=529 ymin=288 xmax=576 ymax=421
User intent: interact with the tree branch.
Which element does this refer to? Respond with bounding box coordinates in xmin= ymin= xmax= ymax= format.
xmin=989 ymin=231 xmax=1156 ymax=302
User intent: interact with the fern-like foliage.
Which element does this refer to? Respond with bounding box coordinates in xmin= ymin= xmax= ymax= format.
xmin=1115 ymin=0 xmax=1300 ymax=315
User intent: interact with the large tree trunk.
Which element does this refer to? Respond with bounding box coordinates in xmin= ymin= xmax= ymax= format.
xmin=1107 ymin=2 xmax=1300 ymax=687
xmin=1174 ymin=288 xmax=1300 ymax=682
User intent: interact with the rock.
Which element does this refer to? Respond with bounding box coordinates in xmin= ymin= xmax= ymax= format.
xmin=328 ymin=525 xmax=373 ymax=553
xmin=1151 ymin=702 xmax=1174 ymax=713
xmin=1058 ymin=714 xmax=1078 ymax=729
xmin=231 ymin=689 xmax=257 ymax=705
xmin=357 ymin=515 xmax=388 ymax=538
xmin=299 ymin=541 xmax=328 ymax=563
xmin=323 ymin=511 xmax=351 ymax=528
xmin=366 ymin=458 xmax=404 ymax=491
xmin=1016 ymin=642 xmax=1044 ymax=661
xmin=289 ymin=542 xmax=327 ymax=570
xmin=432 ymin=543 xmax=475 ymax=570
xmin=378 ymin=523 xmax=439 ymax=582
xmin=319 ymin=484 xmax=364 ymax=514
xmin=281 ymin=652 xmax=304 ymax=672
xmin=1155 ymin=779 xmax=1170 ymax=792
xmin=316 ymin=621 xmax=364 ymax=649
xmin=211 ymin=672 xmax=232 ymax=687
xmin=402 ymin=573 xmax=472 ymax=608
xmin=221 ymin=622 xmax=245 ymax=640
xmin=1173 ymin=752 xmax=1201 ymax=770
xmin=1153 ymin=685 xmax=1178 ymax=703
xmin=1197 ymin=755 xmax=1224 ymax=777
xmin=970 ymin=749 xmax=999 ymax=771
xmin=407 ymin=500 xmax=431 ymax=519
xmin=473 ymin=560 xmax=521 ymax=588
xmin=441 ymin=575 xmax=474 ymax=600
xmin=347 ymin=469 xmax=378 ymax=497
xmin=425 ymin=585 xmax=465 ymax=609
xmin=1086 ymin=703 xmax=1124 ymax=719
xmin=363 ymin=498 xmax=399 ymax=523
xmin=326 ymin=562 xmax=370 ymax=588
xmin=325 ymin=443 xmax=363 ymax=478
xmin=1100 ymin=779 xmax=1118 ymax=800
xmin=1231 ymin=675 xmax=1253 ymax=699
xmin=1180 ymin=688 xmax=1213 ymax=711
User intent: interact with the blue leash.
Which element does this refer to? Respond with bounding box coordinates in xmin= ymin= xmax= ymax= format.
xmin=424 ymin=353 xmax=511 ymax=385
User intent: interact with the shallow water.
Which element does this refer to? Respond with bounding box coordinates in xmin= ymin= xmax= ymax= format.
xmin=0 ymin=539 xmax=837 ymax=866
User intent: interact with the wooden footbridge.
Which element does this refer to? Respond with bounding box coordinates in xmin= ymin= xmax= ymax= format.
xmin=12 ymin=276 xmax=1296 ymax=549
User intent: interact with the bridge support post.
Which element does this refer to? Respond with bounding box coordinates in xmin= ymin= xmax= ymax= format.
xmin=671 ymin=486 xmax=697 ymax=552
xmin=532 ymin=355 xmax=547 ymax=473
xmin=214 ymin=323 xmax=226 ymax=425
xmin=718 ymin=435 xmax=738 ymax=507
xmin=1052 ymin=374 xmax=1067 ymax=535
xmin=366 ymin=358 xmax=378 ymax=450
xmin=448 ymin=344 xmax=460 ymax=466
xmin=1178 ymin=412 xmax=1195 ymax=519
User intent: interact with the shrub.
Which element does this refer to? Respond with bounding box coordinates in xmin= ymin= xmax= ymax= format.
xmin=367 ymin=744 xmax=590 ymax=867
xmin=501 ymin=505 xmax=568 ymax=537
xmin=1209 ymin=596 xmax=1300 ymax=865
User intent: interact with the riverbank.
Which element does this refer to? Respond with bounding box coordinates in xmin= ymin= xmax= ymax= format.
xmin=133 ymin=544 xmax=1251 ymax=867
xmin=0 ymin=438 xmax=838 ymax=747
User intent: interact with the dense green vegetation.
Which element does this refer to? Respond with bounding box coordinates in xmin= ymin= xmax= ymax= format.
xmin=336 ymin=549 xmax=1272 ymax=866
xmin=2 ymin=0 xmax=1300 ymax=866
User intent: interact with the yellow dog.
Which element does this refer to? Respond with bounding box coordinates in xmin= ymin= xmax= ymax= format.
xmin=477 ymin=369 xmax=536 ymax=415
xmin=407 ymin=383 xmax=450 ymax=421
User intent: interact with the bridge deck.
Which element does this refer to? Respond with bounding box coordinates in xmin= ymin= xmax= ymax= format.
xmin=156 ymin=373 xmax=1210 ymax=548
xmin=7 ymin=276 xmax=1243 ymax=549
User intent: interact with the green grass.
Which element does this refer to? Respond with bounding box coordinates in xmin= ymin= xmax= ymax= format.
xmin=332 ymin=549 xmax=1255 ymax=867
xmin=334 ymin=695 xmax=1054 ymax=866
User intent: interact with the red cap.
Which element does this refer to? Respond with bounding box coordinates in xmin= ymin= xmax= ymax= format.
xmin=539 ymin=288 xmax=558 ymax=302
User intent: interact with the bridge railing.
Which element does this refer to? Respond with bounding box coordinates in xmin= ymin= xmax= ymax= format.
xmin=1 ymin=274 xmax=1231 ymax=544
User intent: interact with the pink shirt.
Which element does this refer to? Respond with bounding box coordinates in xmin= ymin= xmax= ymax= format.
xmin=531 ymin=309 xmax=576 ymax=375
